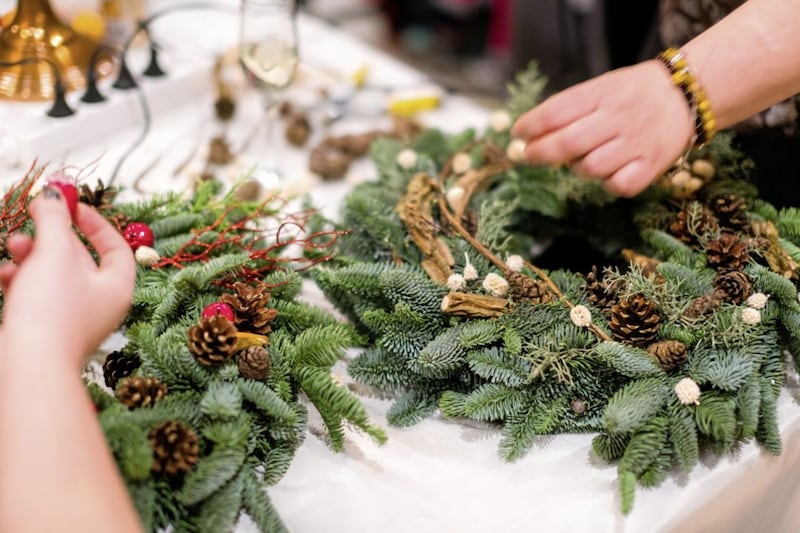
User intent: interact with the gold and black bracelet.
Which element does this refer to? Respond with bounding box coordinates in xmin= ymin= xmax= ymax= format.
xmin=657 ymin=47 xmax=716 ymax=148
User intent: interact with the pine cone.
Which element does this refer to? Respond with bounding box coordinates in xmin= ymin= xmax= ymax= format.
xmin=238 ymin=345 xmax=272 ymax=381
xmin=78 ymin=180 xmax=117 ymax=211
xmin=683 ymin=292 xmax=723 ymax=319
xmin=103 ymin=350 xmax=141 ymax=389
xmin=285 ymin=113 xmax=311 ymax=147
xmin=187 ymin=315 xmax=238 ymax=366
xmin=208 ymin=136 xmax=234 ymax=166
xmin=609 ymin=294 xmax=661 ymax=346
xmin=215 ymin=95 xmax=236 ymax=121
xmin=583 ymin=265 xmax=620 ymax=312
xmin=220 ymin=282 xmax=278 ymax=335
xmin=709 ymin=193 xmax=749 ymax=231
xmin=669 ymin=206 xmax=719 ymax=246
xmin=713 ymin=270 xmax=753 ymax=304
xmin=706 ymin=233 xmax=750 ymax=272
xmin=647 ymin=340 xmax=688 ymax=371
xmin=0 ymin=231 xmax=8 ymax=260
xmin=506 ymin=271 xmax=553 ymax=304
xmin=309 ymin=142 xmax=351 ymax=180
xmin=149 ymin=421 xmax=200 ymax=476
xmin=116 ymin=376 xmax=167 ymax=409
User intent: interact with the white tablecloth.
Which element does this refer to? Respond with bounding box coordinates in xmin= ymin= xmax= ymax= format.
xmin=2 ymin=3 xmax=800 ymax=532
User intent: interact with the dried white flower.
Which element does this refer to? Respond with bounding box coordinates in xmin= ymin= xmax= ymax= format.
xmin=446 ymin=186 xmax=465 ymax=209
xmin=396 ymin=148 xmax=417 ymax=170
xmin=446 ymin=273 xmax=466 ymax=291
xmin=745 ymin=292 xmax=769 ymax=310
xmin=569 ymin=305 xmax=592 ymax=328
xmin=505 ymin=254 xmax=524 ymax=272
xmin=489 ymin=109 xmax=512 ymax=132
xmin=134 ymin=245 xmax=161 ymax=267
xmin=741 ymin=307 xmax=762 ymax=325
xmin=451 ymin=152 xmax=472 ymax=175
xmin=482 ymin=272 xmax=509 ymax=298
xmin=330 ymin=372 xmax=346 ymax=387
xmin=674 ymin=377 xmax=701 ymax=406
xmin=463 ymin=253 xmax=478 ymax=281
xmin=506 ymin=139 xmax=527 ymax=163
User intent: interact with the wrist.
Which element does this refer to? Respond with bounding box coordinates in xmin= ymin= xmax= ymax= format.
xmin=0 ymin=329 xmax=85 ymax=371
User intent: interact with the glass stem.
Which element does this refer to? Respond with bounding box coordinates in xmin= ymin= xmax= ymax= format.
xmin=262 ymin=88 xmax=278 ymax=170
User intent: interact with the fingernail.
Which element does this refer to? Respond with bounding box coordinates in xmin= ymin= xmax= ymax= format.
xmin=42 ymin=187 xmax=61 ymax=200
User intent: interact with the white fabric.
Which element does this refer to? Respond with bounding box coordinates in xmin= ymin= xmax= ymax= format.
xmin=2 ymin=4 xmax=800 ymax=531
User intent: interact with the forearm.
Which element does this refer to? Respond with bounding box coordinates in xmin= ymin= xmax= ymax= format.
xmin=682 ymin=0 xmax=800 ymax=130
xmin=0 ymin=338 xmax=142 ymax=533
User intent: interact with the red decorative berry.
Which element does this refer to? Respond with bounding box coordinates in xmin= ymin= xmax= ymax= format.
xmin=123 ymin=222 xmax=154 ymax=251
xmin=46 ymin=174 xmax=79 ymax=220
xmin=202 ymin=302 xmax=235 ymax=322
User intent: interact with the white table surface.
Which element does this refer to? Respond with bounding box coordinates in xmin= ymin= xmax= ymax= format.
xmin=2 ymin=3 xmax=800 ymax=532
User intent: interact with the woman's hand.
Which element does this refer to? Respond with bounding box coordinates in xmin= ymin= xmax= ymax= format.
xmin=0 ymin=186 xmax=136 ymax=365
xmin=511 ymin=60 xmax=695 ymax=197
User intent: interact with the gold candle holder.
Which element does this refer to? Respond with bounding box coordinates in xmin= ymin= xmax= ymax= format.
xmin=0 ymin=0 xmax=104 ymax=101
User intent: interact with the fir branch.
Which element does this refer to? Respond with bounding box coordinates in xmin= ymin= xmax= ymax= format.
xmin=462 ymin=384 xmax=530 ymax=422
xmin=459 ymin=320 xmax=506 ymax=349
xmin=757 ymin=376 xmax=781 ymax=455
xmin=178 ymin=447 xmax=246 ymax=506
xmin=239 ymin=380 xmax=298 ymax=425
xmin=693 ymin=393 xmax=737 ymax=446
xmin=505 ymin=60 xmax=548 ymax=120
xmin=386 ymin=390 xmax=440 ymax=427
xmin=596 ymin=341 xmax=663 ymax=379
xmin=669 ymin=407 xmax=699 ymax=472
xmin=689 ymin=346 xmax=753 ymax=391
xmin=499 ymin=400 xmax=564 ymax=461
xmin=200 ymin=381 xmax=243 ymax=420
xmin=736 ymin=374 xmax=762 ymax=440
xmin=467 ymin=346 xmax=529 ymax=387
xmin=439 ymin=391 xmax=468 ymax=418
xmin=592 ymin=433 xmax=630 ymax=462
xmin=195 ymin=472 xmax=243 ymax=533
xmin=242 ymin=471 xmax=288 ymax=533
xmin=150 ymin=213 xmax=207 ymax=239
xmin=602 ymin=377 xmax=669 ymax=435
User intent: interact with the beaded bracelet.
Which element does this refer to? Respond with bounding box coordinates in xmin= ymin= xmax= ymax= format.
xmin=656 ymin=48 xmax=716 ymax=149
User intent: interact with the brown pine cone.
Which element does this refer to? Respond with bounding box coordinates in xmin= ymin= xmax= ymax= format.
xmin=286 ymin=113 xmax=312 ymax=147
xmin=713 ymin=270 xmax=753 ymax=304
xmin=709 ymin=193 xmax=749 ymax=231
xmin=116 ymin=376 xmax=167 ymax=409
xmin=669 ymin=206 xmax=719 ymax=246
xmin=609 ymin=294 xmax=661 ymax=346
xmin=309 ymin=142 xmax=351 ymax=180
xmin=215 ymin=95 xmax=236 ymax=121
xmin=78 ymin=180 xmax=117 ymax=211
xmin=706 ymin=233 xmax=750 ymax=272
xmin=220 ymin=282 xmax=278 ymax=335
xmin=647 ymin=340 xmax=688 ymax=371
xmin=238 ymin=345 xmax=272 ymax=381
xmin=0 ymin=231 xmax=8 ymax=260
xmin=506 ymin=271 xmax=553 ymax=304
xmin=684 ymin=292 xmax=723 ymax=319
xmin=583 ymin=266 xmax=619 ymax=312
xmin=187 ymin=315 xmax=238 ymax=366
xmin=208 ymin=136 xmax=234 ymax=166
xmin=103 ymin=350 xmax=141 ymax=389
xmin=149 ymin=421 xmax=200 ymax=476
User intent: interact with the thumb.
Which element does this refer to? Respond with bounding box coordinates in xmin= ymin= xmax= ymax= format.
xmin=28 ymin=186 xmax=74 ymax=252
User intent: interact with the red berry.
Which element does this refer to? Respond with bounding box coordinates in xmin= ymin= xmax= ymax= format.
xmin=46 ymin=174 xmax=79 ymax=220
xmin=202 ymin=302 xmax=235 ymax=322
xmin=122 ymin=222 xmax=155 ymax=251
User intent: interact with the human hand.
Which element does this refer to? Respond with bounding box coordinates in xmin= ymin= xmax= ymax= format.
xmin=0 ymin=186 xmax=136 ymax=366
xmin=511 ymin=61 xmax=695 ymax=197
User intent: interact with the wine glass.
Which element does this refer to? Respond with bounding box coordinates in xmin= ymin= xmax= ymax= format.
xmin=239 ymin=0 xmax=299 ymax=186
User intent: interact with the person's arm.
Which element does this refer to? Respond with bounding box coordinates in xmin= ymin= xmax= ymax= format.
xmin=512 ymin=0 xmax=800 ymax=197
xmin=0 ymin=189 xmax=141 ymax=532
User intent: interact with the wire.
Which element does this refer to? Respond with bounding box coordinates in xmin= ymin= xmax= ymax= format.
xmin=108 ymin=77 xmax=152 ymax=186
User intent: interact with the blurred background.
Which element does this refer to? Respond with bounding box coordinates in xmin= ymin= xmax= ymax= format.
xmin=302 ymin=0 xmax=661 ymax=105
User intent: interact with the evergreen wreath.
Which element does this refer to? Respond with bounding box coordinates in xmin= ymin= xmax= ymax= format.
xmin=0 ymin=172 xmax=386 ymax=532
xmin=314 ymin=64 xmax=800 ymax=513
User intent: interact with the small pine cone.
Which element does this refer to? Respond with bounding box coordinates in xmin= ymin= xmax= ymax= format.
xmin=609 ymin=294 xmax=661 ymax=346
xmin=709 ymin=193 xmax=749 ymax=231
xmin=309 ymin=142 xmax=350 ymax=180
xmin=215 ymin=95 xmax=236 ymax=121
xmin=108 ymin=212 xmax=132 ymax=233
xmin=208 ymin=136 xmax=234 ymax=166
xmin=220 ymin=282 xmax=278 ymax=335
xmin=116 ymin=376 xmax=167 ymax=409
xmin=647 ymin=340 xmax=688 ymax=371
xmin=149 ymin=421 xmax=200 ymax=476
xmin=78 ymin=179 xmax=117 ymax=211
xmin=669 ymin=206 xmax=719 ymax=247
xmin=713 ymin=270 xmax=753 ymax=304
xmin=583 ymin=266 xmax=620 ymax=312
xmin=285 ymin=113 xmax=312 ymax=147
xmin=706 ymin=233 xmax=750 ymax=272
xmin=238 ymin=345 xmax=272 ymax=381
xmin=0 ymin=231 xmax=8 ymax=260
xmin=684 ymin=292 xmax=723 ymax=319
xmin=102 ymin=350 xmax=141 ymax=389
xmin=506 ymin=271 xmax=553 ymax=304
xmin=187 ymin=315 xmax=238 ymax=366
